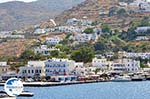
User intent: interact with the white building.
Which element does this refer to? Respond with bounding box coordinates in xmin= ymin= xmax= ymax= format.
xmin=139 ymin=1 xmax=150 ymax=12
xmin=104 ymin=52 xmax=114 ymax=58
xmin=34 ymin=29 xmax=46 ymax=34
xmin=18 ymin=61 xmax=45 ymax=78
xmin=119 ymin=51 xmax=150 ymax=59
xmin=55 ymin=26 xmax=83 ymax=33
xmin=0 ymin=35 xmax=25 ymax=39
xmin=45 ymin=58 xmax=76 ymax=76
xmin=73 ymin=33 xmax=98 ymax=42
xmin=74 ymin=62 xmax=86 ymax=76
xmin=92 ymin=58 xmax=109 ymax=70
xmin=129 ymin=0 xmax=146 ymax=6
xmin=67 ymin=18 xmax=92 ymax=26
xmin=119 ymin=2 xmax=128 ymax=7
xmin=129 ymin=52 xmax=150 ymax=59
xmin=136 ymin=36 xmax=149 ymax=41
xmin=67 ymin=18 xmax=78 ymax=26
xmin=110 ymin=62 xmax=126 ymax=74
xmin=110 ymin=59 xmax=140 ymax=74
xmin=135 ymin=26 xmax=150 ymax=33
xmin=34 ymin=45 xmax=60 ymax=56
xmin=0 ymin=62 xmax=10 ymax=76
xmin=46 ymin=36 xmax=62 ymax=45
xmin=123 ymin=59 xmax=140 ymax=72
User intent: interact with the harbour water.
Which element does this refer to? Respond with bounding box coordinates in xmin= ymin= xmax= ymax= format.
xmin=2 ymin=81 xmax=150 ymax=99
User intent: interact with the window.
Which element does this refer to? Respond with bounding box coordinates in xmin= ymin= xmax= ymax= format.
xmin=39 ymin=70 xmax=41 ymax=73
xmin=28 ymin=70 xmax=30 ymax=74
xmin=35 ymin=70 xmax=38 ymax=73
xmin=24 ymin=70 xmax=26 ymax=73
xmin=32 ymin=70 xmax=34 ymax=73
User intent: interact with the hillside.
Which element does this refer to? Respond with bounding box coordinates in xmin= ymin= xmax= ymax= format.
xmin=0 ymin=0 xmax=85 ymax=31
xmin=55 ymin=0 xmax=150 ymax=30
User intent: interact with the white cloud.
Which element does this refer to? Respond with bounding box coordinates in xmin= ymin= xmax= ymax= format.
xmin=0 ymin=0 xmax=37 ymax=3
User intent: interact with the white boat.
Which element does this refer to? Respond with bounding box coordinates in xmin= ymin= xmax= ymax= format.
xmin=19 ymin=91 xmax=34 ymax=97
xmin=0 ymin=90 xmax=34 ymax=98
xmin=0 ymin=96 xmax=16 ymax=99
xmin=131 ymin=75 xmax=145 ymax=81
xmin=111 ymin=76 xmax=131 ymax=82
xmin=0 ymin=91 xmax=16 ymax=99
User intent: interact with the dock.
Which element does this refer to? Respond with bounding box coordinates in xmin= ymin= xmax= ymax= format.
xmin=0 ymin=80 xmax=107 ymax=87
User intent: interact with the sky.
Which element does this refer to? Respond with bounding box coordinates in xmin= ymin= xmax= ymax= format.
xmin=0 ymin=0 xmax=37 ymax=3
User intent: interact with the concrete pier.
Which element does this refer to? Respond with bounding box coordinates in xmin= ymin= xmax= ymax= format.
xmin=0 ymin=80 xmax=108 ymax=87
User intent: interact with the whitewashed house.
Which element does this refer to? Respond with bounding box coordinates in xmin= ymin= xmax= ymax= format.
xmin=45 ymin=58 xmax=76 ymax=76
xmin=125 ymin=52 xmax=150 ymax=59
xmin=136 ymin=36 xmax=149 ymax=41
xmin=139 ymin=1 xmax=150 ymax=12
xmin=80 ymin=19 xmax=92 ymax=26
xmin=46 ymin=36 xmax=62 ymax=45
xmin=0 ymin=62 xmax=10 ymax=76
xmin=34 ymin=29 xmax=46 ymax=34
xmin=129 ymin=0 xmax=146 ymax=7
xmin=18 ymin=61 xmax=45 ymax=78
xmin=55 ymin=26 xmax=82 ymax=33
xmin=67 ymin=18 xmax=78 ymax=26
xmin=104 ymin=52 xmax=114 ymax=58
xmin=135 ymin=26 xmax=150 ymax=33
xmin=34 ymin=45 xmax=60 ymax=56
xmin=119 ymin=2 xmax=128 ymax=7
xmin=73 ymin=33 xmax=98 ymax=42
xmin=0 ymin=35 xmax=25 ymax=39
xmin=73 ymin=33 xmax=92 ymax=42
xmin=92 ymin=58 xmax=109 ymax=70
xmin=67 ymin=18 xmax=92 ymax=27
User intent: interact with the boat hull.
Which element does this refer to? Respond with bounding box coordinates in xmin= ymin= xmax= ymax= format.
xmin=131 ymin=79 xmax=143 ymax=81
xmin=111 ymin=79 xmax=131 ymax=82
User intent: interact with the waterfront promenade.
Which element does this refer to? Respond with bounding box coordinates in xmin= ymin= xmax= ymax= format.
xmin=0 ymin=80 xmax=107 ymax=87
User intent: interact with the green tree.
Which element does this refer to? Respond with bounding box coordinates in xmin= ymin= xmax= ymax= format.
xmin=61 ymin=46 xmax=71 ymax=54
xmin=34 ymin=53 xmax=43 ymax=60
xmin=101 ymin=24 xmax=111 ymax=33
xmin=117 ymin=8 xmax=126 ymax=15
xmin=51 ymin=50 xmax=59 ymax=58
xmin=140 ymin=63 xmax=149 ymax=68
xmin=20 ymin=49 xmax=35 ymax=60
xmin=59 ymin=53 xmax=68 ymax=58
xmin=84 ymin=28 xmax=94 ymax=34
xmin=71 ymin=47 xmax=94 ymax=63
xmin=94 ymin=41 xmax=107 ymax=51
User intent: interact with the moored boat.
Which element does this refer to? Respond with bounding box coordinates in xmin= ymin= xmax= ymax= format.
xmin=111 ymin=76 xmax=131 ymax=82
xmin=0 ymin=91 xmax=16 ymax=99
xmin=131 ymin=75 xmax=145 ymax=81
xmin=0 ymin=96 xmax=16 ymax=99
xmin=0 ymin=90 xmax=34 ymax=97
xmin=19 ymin=91 xmax=34 ymax=97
